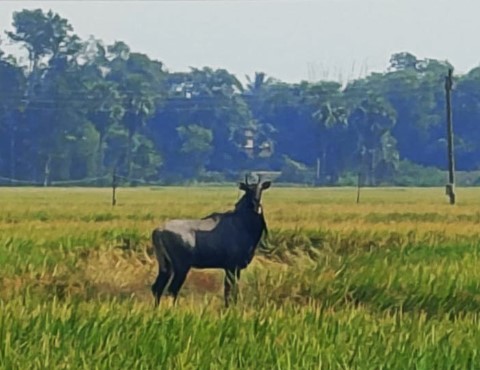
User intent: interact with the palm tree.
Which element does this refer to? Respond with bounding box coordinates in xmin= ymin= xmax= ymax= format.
xmin=312 ymin=101 xmax=348 ymax=184
xmin=86 ymin=80 xmax=125 ymax=177
xmin=122 ymin=75 xmax=155 ymax=180
xmin=349 ymin=96 xmax=397 ymax=186
xmin=305 ymin=81 xmax=348 ymax=185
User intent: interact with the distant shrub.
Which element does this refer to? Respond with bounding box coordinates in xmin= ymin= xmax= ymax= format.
xmin=392 ymin=160 xmax=445 ymax=186
xmin=277 ymin=156 xmax=315 ymax=185
xmin=196 ymin=171 xmax=226 ymax=183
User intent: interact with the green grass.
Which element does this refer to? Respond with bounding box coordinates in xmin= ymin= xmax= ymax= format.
xmin=0 ymin=186 xmax=479 ymax=368
xmin=1 ymin=298 xmax=479 ymax=369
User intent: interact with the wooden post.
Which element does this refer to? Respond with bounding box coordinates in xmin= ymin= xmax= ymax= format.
xmin=112 ymin=167 xmax=117 ymax=206
xmin=445 ymin=68 xmax=456 ymax=205
xmin=356 ymin=172 xmax=362 ymax=204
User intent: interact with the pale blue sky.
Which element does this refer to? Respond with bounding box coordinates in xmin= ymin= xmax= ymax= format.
xmin=0 ymin=0 xmax=478 ymax=83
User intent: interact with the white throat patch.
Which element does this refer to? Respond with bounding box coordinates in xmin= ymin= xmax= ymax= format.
xmin=257 ymin=205 xmax=263 ymax=214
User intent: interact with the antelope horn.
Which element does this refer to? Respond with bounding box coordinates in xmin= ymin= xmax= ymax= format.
xmin=245 ymin=174 xmax=249 ymax=185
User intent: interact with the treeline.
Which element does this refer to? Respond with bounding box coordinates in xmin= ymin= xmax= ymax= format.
xmin=1 ymin=9 xmax=480 ymax=186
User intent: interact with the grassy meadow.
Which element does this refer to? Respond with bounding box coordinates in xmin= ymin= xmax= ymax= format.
xmin=1 ymin=186 xmax=480 ymax=369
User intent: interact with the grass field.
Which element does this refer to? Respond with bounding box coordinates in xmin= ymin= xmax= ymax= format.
xmin=1 ymin=186 xmax=480 ymax=369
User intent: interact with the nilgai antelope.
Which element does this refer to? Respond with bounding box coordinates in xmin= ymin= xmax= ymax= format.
xmin=151 ymin=176 xmax=271 ymax=307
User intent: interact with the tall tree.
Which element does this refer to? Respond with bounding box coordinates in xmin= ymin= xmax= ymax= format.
xmin=7 ymin=9 xmax=85 ymax=183
xmin=0 ymin=51 xmax=26 ymax=180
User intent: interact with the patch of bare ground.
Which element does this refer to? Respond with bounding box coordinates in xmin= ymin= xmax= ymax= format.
xmin=0 ymin=245 xmax=291 ymax=304
xmin=79 ymin=247 xmax=288 ymax=300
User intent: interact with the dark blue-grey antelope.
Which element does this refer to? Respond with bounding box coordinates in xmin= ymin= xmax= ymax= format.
xmin=151 ymin=177 xmax=271 ymax=307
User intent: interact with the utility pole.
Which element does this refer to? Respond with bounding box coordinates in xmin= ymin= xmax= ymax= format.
xmin=445 ymin=68 xmax=456 ymax=205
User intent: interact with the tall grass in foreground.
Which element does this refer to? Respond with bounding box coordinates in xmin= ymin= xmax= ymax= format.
xmin=1 ymin=187 xmax=480 ymax=368
xmin=1 ymin=297 xmax=479 ymax=369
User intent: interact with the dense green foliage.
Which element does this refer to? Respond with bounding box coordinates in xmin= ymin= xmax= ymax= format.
xmin=1 ymin=9 xmax=479 ymax=185
xmin=1 ymin=187 xmax=480 ymax=368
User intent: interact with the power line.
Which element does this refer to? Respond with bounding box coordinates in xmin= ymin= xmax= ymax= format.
xmin=1 ymin=0 xmax=317 ymax=2
xmin=0 ymin=175 xmax=109 ymax=186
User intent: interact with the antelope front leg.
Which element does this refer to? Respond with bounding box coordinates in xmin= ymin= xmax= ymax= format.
xmin=224 ymin=268 xmax=240 ymax=307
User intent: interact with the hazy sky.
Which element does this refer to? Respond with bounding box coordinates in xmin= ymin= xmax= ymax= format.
xmin=0 ymin=0 xmax=478 ymax=83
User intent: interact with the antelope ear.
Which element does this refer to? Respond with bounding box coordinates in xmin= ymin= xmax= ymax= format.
xmin=261 ymin=181 xmax=271 ymax=190
xmin=239 ymin=182 xmax=248 ymax=191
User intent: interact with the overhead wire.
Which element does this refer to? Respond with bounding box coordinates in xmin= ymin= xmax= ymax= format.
xmin=0 ymin=175 xmax=109 ymax=186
